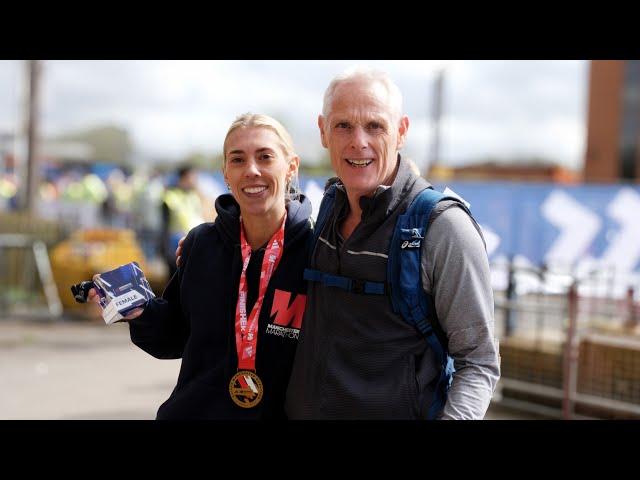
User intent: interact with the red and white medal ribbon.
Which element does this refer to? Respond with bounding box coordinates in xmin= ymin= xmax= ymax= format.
xmin=234 ymin=213 xmax=286 ymax=371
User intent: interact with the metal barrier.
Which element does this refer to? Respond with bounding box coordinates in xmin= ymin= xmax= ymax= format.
xmin=0 ymin=233 xmax=63 ymax=319
xmin=492 ymin=260 xmax=640 ymax=419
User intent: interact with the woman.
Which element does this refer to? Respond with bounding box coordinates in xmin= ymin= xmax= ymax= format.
xmin=89 ymin=113 xmax=312 ymax=419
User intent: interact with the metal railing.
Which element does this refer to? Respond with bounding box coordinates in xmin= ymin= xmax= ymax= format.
xmin=0 ymin=233 xmax=63 ymax=319
xmin=492 ymin=260 xmax=640 ymax=419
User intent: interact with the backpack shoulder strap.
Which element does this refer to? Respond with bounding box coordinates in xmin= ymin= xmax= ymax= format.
xmin=387 ymin=187 xmax=463 ymax=419
xmin=387 ymin=187 xmax=453 ymax=333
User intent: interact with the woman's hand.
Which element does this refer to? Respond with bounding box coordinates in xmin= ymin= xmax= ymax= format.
xmin=89 ymin=274 xmax=144 ymax=321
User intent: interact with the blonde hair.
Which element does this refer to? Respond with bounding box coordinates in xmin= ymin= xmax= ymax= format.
xmin=222 ymin=113 xmax=300 ymax=201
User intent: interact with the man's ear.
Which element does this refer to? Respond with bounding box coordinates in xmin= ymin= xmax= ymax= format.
xmin=318 ymin=115 xmax=328 ymax=148
xmin=396 ymin=115 xmax=410 ymax=150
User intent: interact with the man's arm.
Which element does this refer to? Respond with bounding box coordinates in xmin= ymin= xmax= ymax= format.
xmin=421 ymin=204 xmax=500 ymax=420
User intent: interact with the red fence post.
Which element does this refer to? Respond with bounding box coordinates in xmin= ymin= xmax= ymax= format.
xmin=625 ymin=287 xmax=637 ymax=330
xmin=562 ymin=282 xmax=579 ymax=420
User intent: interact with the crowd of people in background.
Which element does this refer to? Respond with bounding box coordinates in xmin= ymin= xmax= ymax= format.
xmin=0 ymin=160 xmax=218 ymax=266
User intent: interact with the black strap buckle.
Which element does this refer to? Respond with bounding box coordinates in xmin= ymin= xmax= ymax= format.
xmin=71 ymin=280 xmax=95 ymax=303
xmin=350 ymin=278 xmax=366 ymax=294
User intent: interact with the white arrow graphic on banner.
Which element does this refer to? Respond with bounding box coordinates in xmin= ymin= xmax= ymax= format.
xmin=600 ymin=188 xmax=640 ymax=273
xmin=480 ymin=224 xmax=500 ymax=258
xmin=541 ymin=189 xmax=601 ymax=266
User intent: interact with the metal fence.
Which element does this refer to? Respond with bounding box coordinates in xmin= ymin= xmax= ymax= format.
xmin=0 ymin=212 xmax=66 ymax=319
xmin=492 ymin=260 xmax=640 ymax=419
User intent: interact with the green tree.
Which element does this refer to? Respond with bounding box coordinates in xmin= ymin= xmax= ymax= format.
xmin=53 ymin=125 xmax=133 ymax=166
xmin=180 ymin=151 xmax=223 ymax=172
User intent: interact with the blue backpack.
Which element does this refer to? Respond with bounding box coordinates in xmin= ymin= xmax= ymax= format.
xmin=304 ymin=183 xmax=472 ymax=419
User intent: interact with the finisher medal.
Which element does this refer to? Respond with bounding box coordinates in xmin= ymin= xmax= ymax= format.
xmin=229 ymin=214 xmax=286 ymax=408
xmin=229 ymin=370 xmax=264 ymax=408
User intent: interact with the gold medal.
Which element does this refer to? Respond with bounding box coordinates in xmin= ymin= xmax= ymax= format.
xmin=229 ymin=370 xmax=264 ymax=408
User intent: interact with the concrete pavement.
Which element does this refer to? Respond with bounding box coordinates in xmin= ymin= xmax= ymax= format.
xmin=0 ymin=318 xmax=543 ymax=420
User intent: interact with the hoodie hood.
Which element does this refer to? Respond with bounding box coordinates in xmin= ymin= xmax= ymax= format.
xmin=214 ymin=193 xmax=312 ymax=248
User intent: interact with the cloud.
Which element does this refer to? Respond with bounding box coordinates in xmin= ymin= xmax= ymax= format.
xmin=0 ymin=60 xmax=23 ymax=133
xmin=441 ymin=60 xmax=587 ymax=167
xmin=0 ymin=60 xmax=589 ymax=171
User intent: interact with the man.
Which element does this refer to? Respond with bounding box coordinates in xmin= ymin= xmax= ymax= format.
xmin=161 ymin=165 xmax=204 ymax=278
xmin=284 ymin=66 xmax=500 ymax=419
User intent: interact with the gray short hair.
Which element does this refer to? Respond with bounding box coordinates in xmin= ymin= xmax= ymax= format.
xmin=321 ymin=66 xmax=404 ymax=123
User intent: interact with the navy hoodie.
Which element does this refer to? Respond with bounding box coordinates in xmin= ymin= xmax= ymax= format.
xmin=129 ymin=194 xmax=312 ymax=420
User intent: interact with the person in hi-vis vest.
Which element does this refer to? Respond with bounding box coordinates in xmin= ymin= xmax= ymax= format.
xmin=161 ymin=165 xmax=205 ymax=278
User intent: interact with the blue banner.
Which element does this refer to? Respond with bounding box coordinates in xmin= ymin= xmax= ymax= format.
xmin=202 ymin=173 xmax=640 ymax=274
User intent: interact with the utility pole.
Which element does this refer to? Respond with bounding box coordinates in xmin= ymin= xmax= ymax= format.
xmin=426 ymin=69 xmax=444 ymax=178
xmin=23 ymin=59 xmax=42 ymax=213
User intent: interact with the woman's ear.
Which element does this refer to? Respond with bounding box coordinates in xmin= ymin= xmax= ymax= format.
xmin=289 ymin=155 xmax=300 ymax=179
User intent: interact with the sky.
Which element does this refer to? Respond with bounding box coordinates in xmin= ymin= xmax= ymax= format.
xmin=0 ymin=60 xmax=588 ymax=172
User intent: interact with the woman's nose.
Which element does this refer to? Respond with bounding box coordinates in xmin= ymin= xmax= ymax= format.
xmin=244 ymin=160 xmax=260 ymax=177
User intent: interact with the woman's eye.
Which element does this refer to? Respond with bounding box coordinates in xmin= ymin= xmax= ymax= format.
xmin=229 ymin=157 xmax=243 ymax=164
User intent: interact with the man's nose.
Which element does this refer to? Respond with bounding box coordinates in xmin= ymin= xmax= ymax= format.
xmin=350 ymin=126 xmax=369 ymax=150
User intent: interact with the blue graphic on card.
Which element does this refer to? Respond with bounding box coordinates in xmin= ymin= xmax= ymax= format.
xmin=93 ymin=262 xmax=155 ymax=320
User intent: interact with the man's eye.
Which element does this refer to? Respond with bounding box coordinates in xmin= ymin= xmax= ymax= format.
xmin=368 ymin=122 xmax=384 ymax=131
xmin=336 ymin=122 xmax=350 ymax=129
xmin=261 ymin=153 xmax=274 ymax=160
